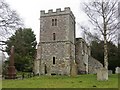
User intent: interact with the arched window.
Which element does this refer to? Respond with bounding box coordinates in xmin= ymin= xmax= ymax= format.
xmin=53 ymin=57 xmax=55 ymax=64
xmin=52 ymin=19 xmax=54 ymax=26
xmin=55 ymin=19 xmax=57 ymax=26
xmin=53 ymin=33 xmax=56 ymax=40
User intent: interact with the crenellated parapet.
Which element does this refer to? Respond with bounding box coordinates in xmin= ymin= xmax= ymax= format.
xmin=40 ymin=7 xmax=75 ymax=19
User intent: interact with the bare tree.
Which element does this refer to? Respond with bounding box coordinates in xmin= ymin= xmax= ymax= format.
xmin=81 ymin=25 xmax=101 ymax=45
xmin=0 ymin=0 xmax=24 ymax=51
xmin=82 ymin=0 xmax=119 ymax=69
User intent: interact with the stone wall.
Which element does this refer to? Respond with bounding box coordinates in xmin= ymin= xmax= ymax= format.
xmin=34 ymin=7 xmax=75 ymax=75
xmin=39 ymin=42 xmax=71 ymax=75
xmin=75 ymin=38 xmax=103 ymax=74
xmin=88 ymin=56 xmax=103 ymax=74
xmin=34 ymin=7 xmax=103 ymax=75
xmin=40 ymin=7 xmax=75 ymax=43
xmin=40 ymin=15 xmax=68 ymax=42
xmin=34 ymin=60 xmax=40 ymax=75
xmin=75 ymin=38 xmax=90 ymax=74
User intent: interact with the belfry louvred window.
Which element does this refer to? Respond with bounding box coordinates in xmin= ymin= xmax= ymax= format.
xmin=52 ymin=19 xmax=57 ymax=26
xmin=55 ymin=19 xmax=57 ymax=26
xmin=52 ymin=19 xmax=54 ymax=26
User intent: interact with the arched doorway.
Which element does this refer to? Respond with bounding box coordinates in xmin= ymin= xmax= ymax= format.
xmin=45 ymin=64 xmax=47 ymax=74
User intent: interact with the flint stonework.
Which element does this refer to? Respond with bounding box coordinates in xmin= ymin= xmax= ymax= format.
xmin=34 ymin=7 xmax=75 ymax=75
xmin=34 ymin=7 xmax=103 ymax=75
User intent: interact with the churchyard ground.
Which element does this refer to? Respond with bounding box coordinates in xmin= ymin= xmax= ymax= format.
xmin=0 ymin=75 xmax=2 ymax=89
xmin=2 ymin=74 xmax=119 ymax=88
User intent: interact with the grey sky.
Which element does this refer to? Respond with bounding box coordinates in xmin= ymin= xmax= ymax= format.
xmin=5 ymin=0 xmax=89 ymax=43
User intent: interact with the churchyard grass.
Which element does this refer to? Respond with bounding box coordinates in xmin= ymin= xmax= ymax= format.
xmin=2 ymin=74 xmax=118 ymax=88
xmin=0 ymin=75 xmax=2 ymax=89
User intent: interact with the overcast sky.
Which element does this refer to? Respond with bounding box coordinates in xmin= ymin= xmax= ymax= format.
xmin=5 ymin=0 xmax=89 ymax=43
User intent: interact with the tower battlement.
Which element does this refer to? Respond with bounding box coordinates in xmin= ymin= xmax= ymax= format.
xmin=40 ymin=7 xmax=75 ymax=19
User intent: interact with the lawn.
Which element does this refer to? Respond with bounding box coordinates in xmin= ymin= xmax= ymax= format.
xmin=2 ymin=74 xmax=118 ymax=88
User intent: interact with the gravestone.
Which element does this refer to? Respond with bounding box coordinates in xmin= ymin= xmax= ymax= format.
xmin=97 ymin=68 xmax=108 ymax=81
xmin=108 ymin=70 xmax=112 ymax=75
xmin=115 ymin=67 xmax=120 ymax=74
xmin=70 ymin=61 xmax=77 ymax=77
xmin=6 ymin=46 xmax=16 ymax=79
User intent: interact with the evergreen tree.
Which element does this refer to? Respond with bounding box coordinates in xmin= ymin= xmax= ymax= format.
xmin=6 ymin=28 xmax=37 ymax=72
xmin=90 ymin=41 xmax=118 ymax=73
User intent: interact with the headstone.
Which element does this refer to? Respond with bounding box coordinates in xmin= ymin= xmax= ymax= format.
xmin=70 ymin=61 xmax=77 ymax=77
xmin=22 ymin=73 xmax=24 ymax=79
xmin=108 ymin=70 xmax=112 ymax=75
xmin=6 ymin=46 xmax=16 ymax=79
xmin=97 ymin=68 xmax=108 ymax=81
xmin=115 ymin=67 xmax=120 ymax=74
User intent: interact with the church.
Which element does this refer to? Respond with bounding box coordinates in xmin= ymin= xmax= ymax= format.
xmin=34 ymin=7 xmax=103 ymax=75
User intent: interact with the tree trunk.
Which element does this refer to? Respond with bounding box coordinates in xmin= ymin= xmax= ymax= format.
xmin=102 ymin=2 xmax=108 ymax=69
xmin=104 ymin=34 xmax=108 ymax=69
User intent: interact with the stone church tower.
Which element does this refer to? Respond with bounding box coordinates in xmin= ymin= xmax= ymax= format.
xmin=34 ymin=7 xmax=76 ymax=75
